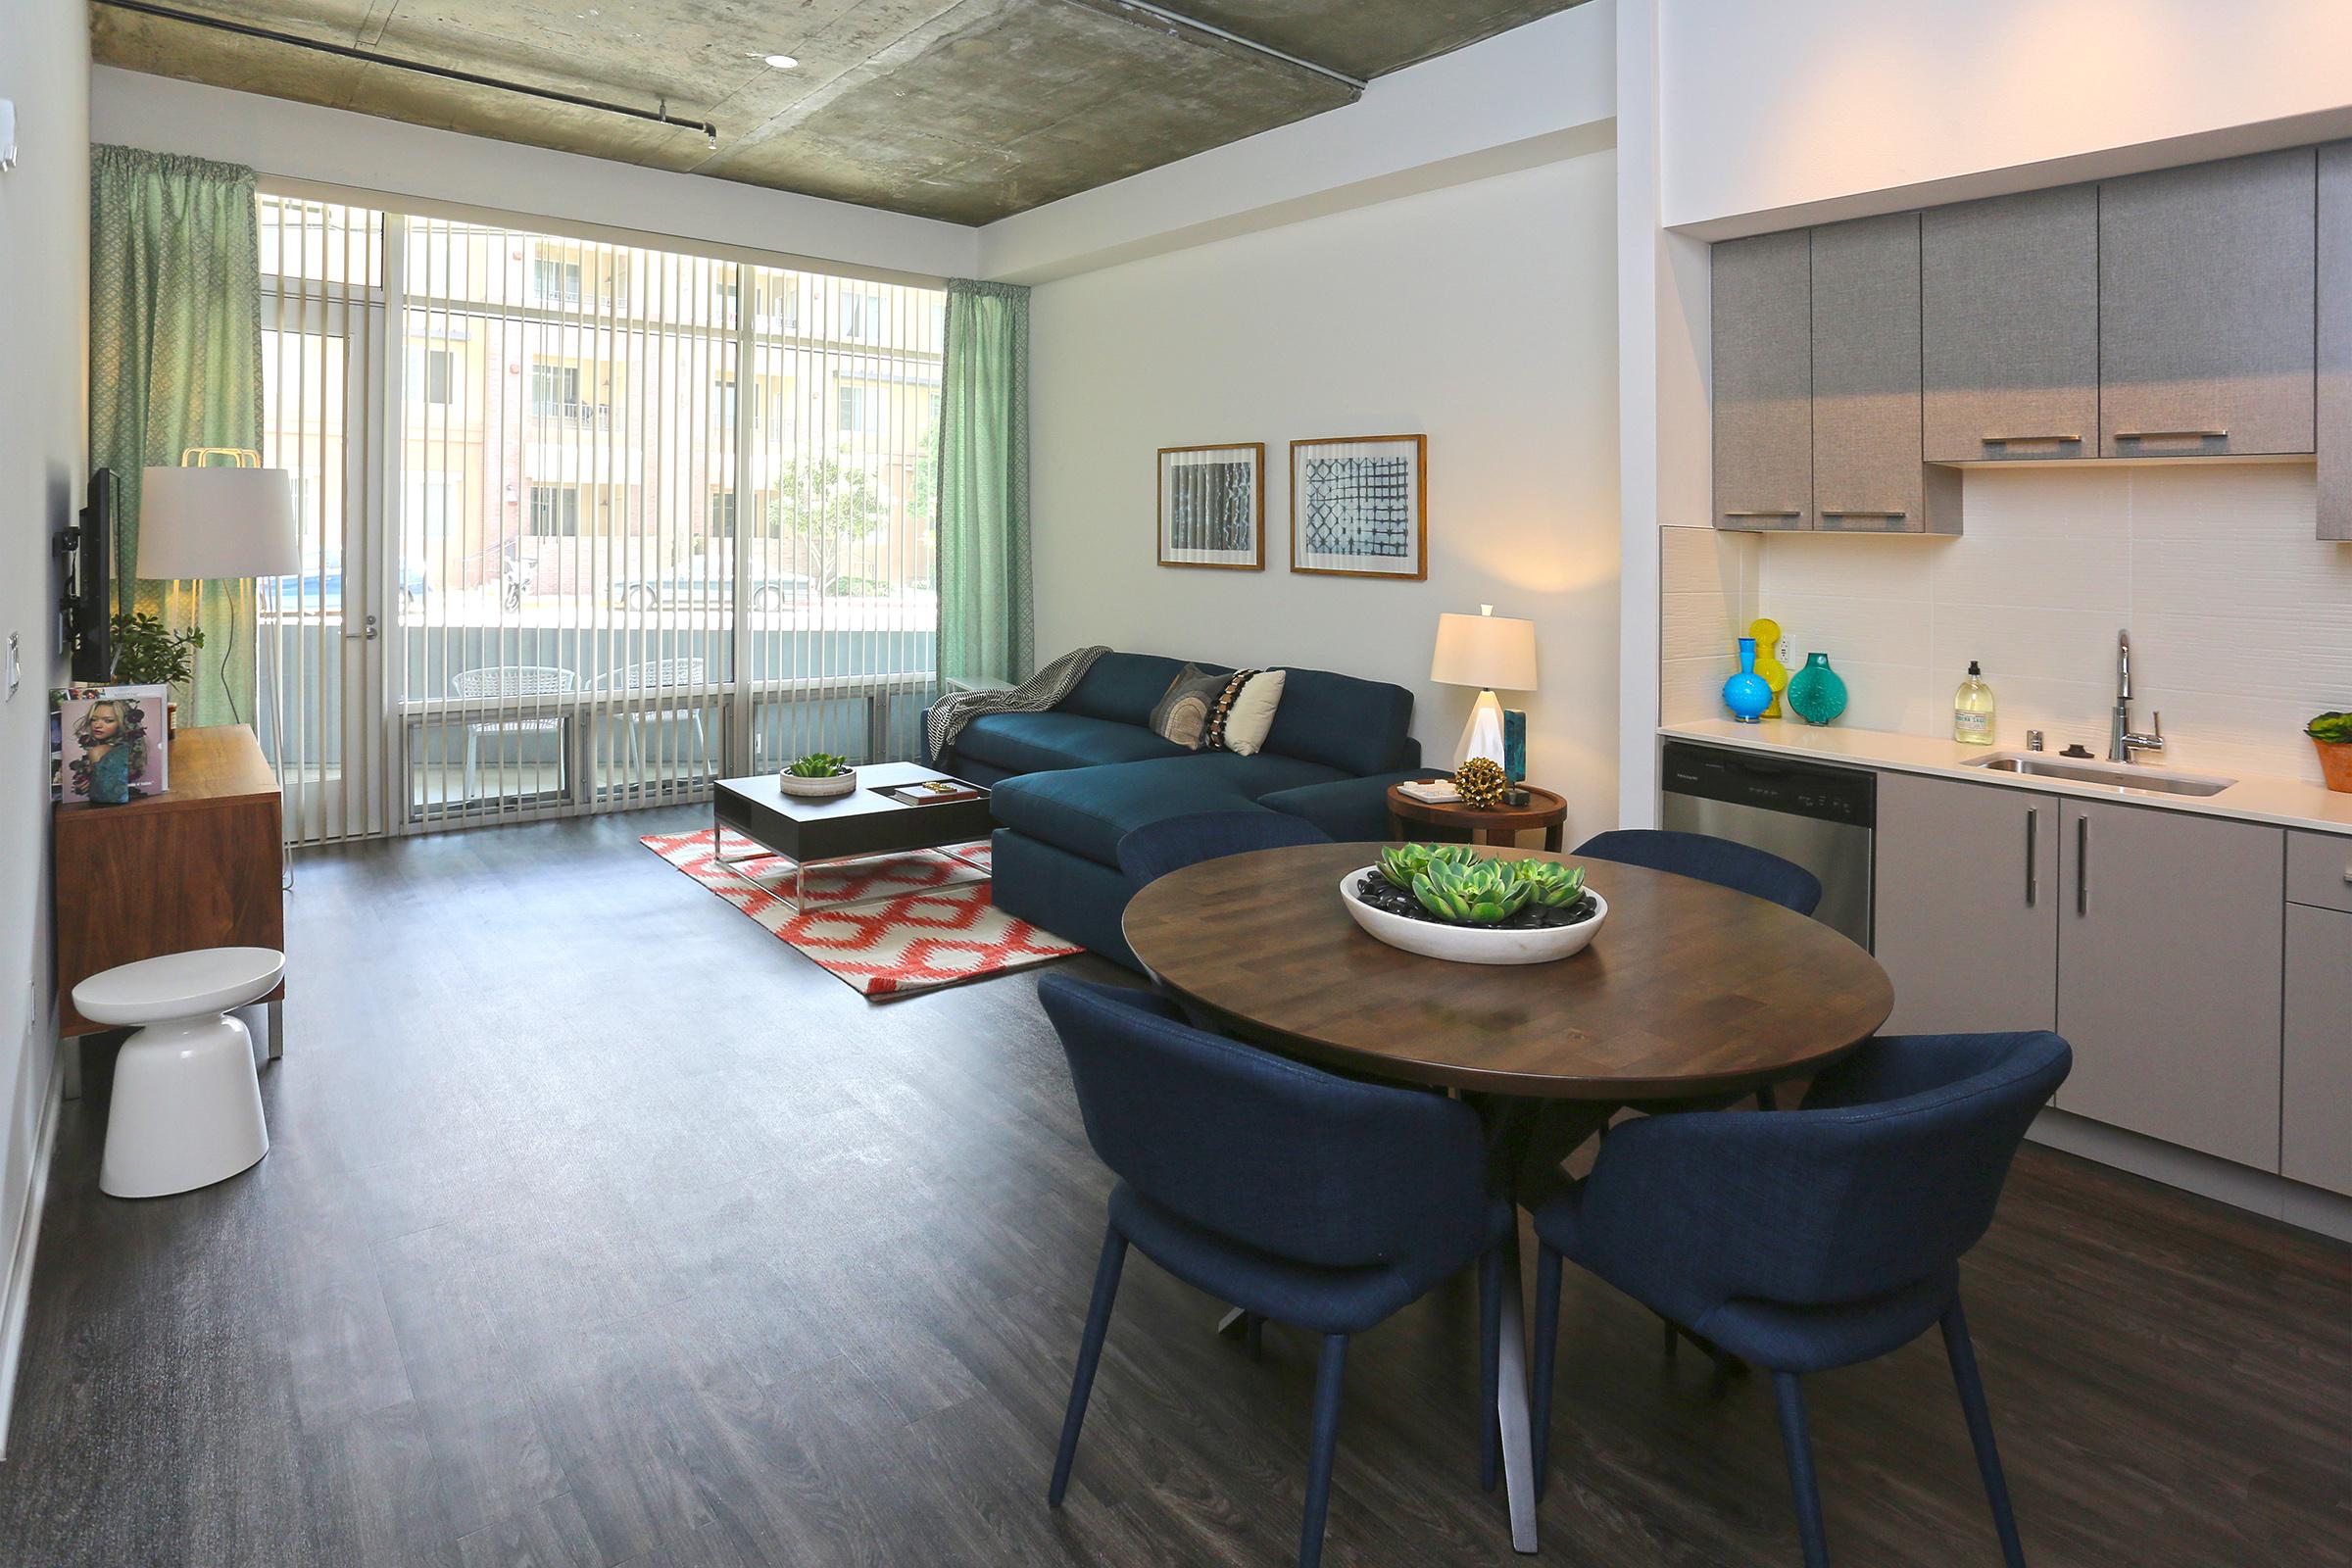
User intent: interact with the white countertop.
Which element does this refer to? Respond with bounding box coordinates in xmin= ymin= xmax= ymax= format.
xmin=1659 ymin=718 xmax=2352 ymax=838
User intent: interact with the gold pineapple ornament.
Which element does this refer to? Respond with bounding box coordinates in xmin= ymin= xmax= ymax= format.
xmin=1455 ymin=757 xmax=1507 ymax=809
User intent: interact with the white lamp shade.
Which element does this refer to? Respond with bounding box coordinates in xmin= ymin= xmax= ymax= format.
xmin=1430 ymin=611 xmax=1539 ymax=692
xmin=138 ymin=466 xmax=301 ymax=579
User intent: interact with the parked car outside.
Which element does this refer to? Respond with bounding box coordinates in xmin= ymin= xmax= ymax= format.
xmin=262 ymin=564 xmax=429 ymax=613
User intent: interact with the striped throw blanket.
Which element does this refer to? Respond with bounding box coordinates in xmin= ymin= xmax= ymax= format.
xmin=925 ymin=646 xmax=1109 ymax=765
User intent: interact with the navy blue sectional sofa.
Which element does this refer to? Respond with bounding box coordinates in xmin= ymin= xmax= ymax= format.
xmin=938 ymin=653 xmax=1426 ymax=969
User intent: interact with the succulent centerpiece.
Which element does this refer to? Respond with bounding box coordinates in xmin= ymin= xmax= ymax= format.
xmin=777 ymin=751 xmax=857 ymax=798
xmin=1341 ymin=843 xmax=1608 ymax=965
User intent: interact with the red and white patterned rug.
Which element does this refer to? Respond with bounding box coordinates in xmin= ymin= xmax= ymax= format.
xmin=640 ymin=828 xmax=1082 ymax=1000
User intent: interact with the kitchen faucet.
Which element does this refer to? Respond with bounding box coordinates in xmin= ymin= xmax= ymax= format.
xmin=2109 ymin=630 xmax=2166 ymax=763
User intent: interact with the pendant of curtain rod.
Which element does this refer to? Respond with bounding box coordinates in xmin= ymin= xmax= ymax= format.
xmin=97 ymin=0 xmax=723 ymax=151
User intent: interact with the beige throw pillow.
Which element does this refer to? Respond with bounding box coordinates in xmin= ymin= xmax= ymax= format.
xmin=1214 ymin=668 xmax=1286 ymax=757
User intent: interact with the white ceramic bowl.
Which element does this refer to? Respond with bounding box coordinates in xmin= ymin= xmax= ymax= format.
xmin=1338 ymin=866 xmax=1608 ymax=966
xmin=777 ymin=768 xmax=857 ymax=800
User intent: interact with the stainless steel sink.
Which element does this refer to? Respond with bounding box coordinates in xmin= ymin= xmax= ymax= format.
xmin=1964 ymin=753 xmax=2235 ymax=797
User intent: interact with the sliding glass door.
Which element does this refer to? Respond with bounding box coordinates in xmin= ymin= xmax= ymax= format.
xmin=253 ymin=188 xmax=944 ymax=842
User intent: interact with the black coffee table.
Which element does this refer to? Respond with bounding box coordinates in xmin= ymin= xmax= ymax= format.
xmin=711 ymin=760 xmax=996 ymax=915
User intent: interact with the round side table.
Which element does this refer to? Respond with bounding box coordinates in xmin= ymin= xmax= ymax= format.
xmin=1385 ymin=780 xmax=1567 ymax=852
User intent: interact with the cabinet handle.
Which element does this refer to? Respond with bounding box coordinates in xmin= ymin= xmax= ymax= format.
xmin=2114 ymin=428 xmax=2229 ymax=441
xmin=2076 ymin=816 xmax=2089 ymax=915
xmin=2025 ymin=808 xmax=2038 ymax=907
xmin=1819 ymin=509 xmax=1908 ymax=517
xmin=1983 ymin=433 xmax=2082 ymax=445
xmin=1722 ymin=509 xmax=1801 ymax=518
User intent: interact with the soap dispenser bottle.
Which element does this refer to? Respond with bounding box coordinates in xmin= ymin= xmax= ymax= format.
xmin=1954 ymin=661 xmax=1995 ymax=746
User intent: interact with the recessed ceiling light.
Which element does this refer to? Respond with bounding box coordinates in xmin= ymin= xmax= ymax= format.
xmin=763 ymin=53 xmax=798 ymax=70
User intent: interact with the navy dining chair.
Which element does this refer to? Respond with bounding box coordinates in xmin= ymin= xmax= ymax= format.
xmin=1527 ymin=1029 xmax=2071 ymax=1567
xmin=1573 ymin=827 xmax=1824 ymax=916
xmin=1037 ymin=973 xmax=1510 ymax=1568
xmin=1116 ymin=809 xmax=1332 ymax=892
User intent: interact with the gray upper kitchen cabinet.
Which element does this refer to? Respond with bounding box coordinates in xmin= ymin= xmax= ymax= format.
xmin=1873 ymin=772 xmax=2057 ymax=1036
xmin=1811 ymin=214 xmax=1959 ymax=534
xmin=2283 ymin=902 xmax=2352 ymax=1197
xmin=2321 ymin=141 xmax=2352 ymax=541
xmin=2054 ymin=799 xmax=2283 ymax=1169
xmin=2098 ymin=148 xmax=2318 ymax=459
xmin=1922 ymin=185 xmax=2099 ymax=464
xmin=1712 ymin=229 xmax=1813 ymax=531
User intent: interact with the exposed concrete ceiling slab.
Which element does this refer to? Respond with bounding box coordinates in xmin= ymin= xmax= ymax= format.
xmin=89 ymin=0 xmax=1592 ymax=224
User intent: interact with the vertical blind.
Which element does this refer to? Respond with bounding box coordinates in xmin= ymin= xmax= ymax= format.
xmin=254 ymin=191 xmax=945 ymax=842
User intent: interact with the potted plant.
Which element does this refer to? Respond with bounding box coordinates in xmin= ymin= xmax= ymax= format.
xmin=1339 ymin=843 xmax=1608 ymax=965
xmin=778 ymin=750 xmax=856 ymax=799
xmin=109 ymin=611 xmax=205 ymax=735
xmin=2310 ymin=711 xmax=2352 ymax=794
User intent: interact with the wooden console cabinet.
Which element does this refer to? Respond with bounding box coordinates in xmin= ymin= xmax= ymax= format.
xmin=54 ymin=724 xmax=284 ymax=1038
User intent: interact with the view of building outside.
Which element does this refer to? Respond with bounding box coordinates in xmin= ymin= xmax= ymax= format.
xmin=254 ymin=194 xmax=946 ymax=835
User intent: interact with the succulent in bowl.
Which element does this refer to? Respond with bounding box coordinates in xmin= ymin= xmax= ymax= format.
xmin=786 ymin=752 xmax=850 ymax=778
xmin=1511 ymin=859 xmax=1587 ymax=908
xmin=1378 ymin=841 xmax=1476 ymax=890
xmin=1411 ymin=858 xmax=1532 ymax=926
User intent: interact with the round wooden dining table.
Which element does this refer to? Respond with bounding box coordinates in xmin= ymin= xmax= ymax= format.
xmin=1121 ymin=840 xmax=1894 ymax=1555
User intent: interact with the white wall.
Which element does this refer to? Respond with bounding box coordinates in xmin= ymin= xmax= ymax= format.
xmin=1746 ymin=465 xmax=2352 ymax=785
xmin=0 ymin=0 xmax=89 ymax=1446
xmin=89 ymin=67 xmax=975 ymax=282
xmin=1661 ymin=0 xmax=2352 ymax=233
xmin=977 ymin=1 xmax=1615 ymax=285
xmin=1030 ymin=152 xmax=1623 ymax=838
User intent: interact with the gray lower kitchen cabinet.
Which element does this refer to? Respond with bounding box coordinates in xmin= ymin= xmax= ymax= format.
xmin=2321 ymin=141 xmax=2352 ymax=541
xmin=1712 ymin=230 xmax=1812 ymax=531
xmin=2283 ymin=902 xmax=2352 ymax=1196
xmin=1873 ymin=772 xmax=2057 ymax=1035
xmin=2054 ymin=799 xmax=2283 ymax=1168
xmin=1811 ymin=214 xmax=1958 ymax=534
xmin=1922 ymin=185 xmax=2099 ymax=465
xmin=2098 ymin=148 xmax=2318 ymax=459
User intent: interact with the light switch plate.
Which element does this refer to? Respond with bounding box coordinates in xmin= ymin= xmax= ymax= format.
xmin=3 ymin=631 xmax=19 ymax=697
xmin=0 ymin=100 xmax=16 ymax=173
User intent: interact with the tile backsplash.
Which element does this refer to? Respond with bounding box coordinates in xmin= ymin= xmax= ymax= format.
xmin=1662 ymin=463 xmax=2352 ymax=785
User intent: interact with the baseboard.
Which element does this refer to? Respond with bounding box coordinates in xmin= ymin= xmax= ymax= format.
xmin=0 ymin=1055 xmax=66 ymax=1460
xmin=2030 ymin=1107 xmax=2352 ymax=1246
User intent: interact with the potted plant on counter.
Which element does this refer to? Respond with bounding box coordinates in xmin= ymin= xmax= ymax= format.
xmin=1339 ymin=843 xmax=1608 ymax=965
xmin=2310 ymin=711 xmax=2352 ymax=794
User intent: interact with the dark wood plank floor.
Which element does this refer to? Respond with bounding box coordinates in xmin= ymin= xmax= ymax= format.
xmin=2 ymin=807 xmax=2349 ymax=1567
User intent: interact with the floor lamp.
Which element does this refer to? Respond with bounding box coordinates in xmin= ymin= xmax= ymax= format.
xmin=138 ymin=450 xmax=300 ymax=732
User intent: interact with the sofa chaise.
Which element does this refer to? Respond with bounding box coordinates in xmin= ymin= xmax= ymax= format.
xmin=936 ymin=653 xmax=1426 ymax=969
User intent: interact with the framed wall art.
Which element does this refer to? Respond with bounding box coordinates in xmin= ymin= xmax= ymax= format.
xmin=1156 ymin=443 xmax=1265 ymax=569
xmin=1290 ymin=433 xmax=1426 ymax=580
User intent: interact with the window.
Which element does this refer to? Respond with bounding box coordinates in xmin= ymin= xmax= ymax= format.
xmin=530 ymin=364 xmax=581 ymax=416
xmin=837 ymin=384 xmax=870 ymax=434
xmin=715 ymin=374 xmax=739 ymax=432
xmin=410 ymin=347 xmax=454 ymax=405
xmin=841 ymin=290 xmax=882 ymax=340
xmin=532 ymin=258 xmax=583 ymax=304
xmin=527 ymin=485 xmax=580 ymax=537
xmin=709 ymin=491 xmax=737 ymax=535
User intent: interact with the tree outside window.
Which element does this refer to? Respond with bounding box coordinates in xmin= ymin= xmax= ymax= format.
xmin=763 ymin=458 xmax=884 ymax=591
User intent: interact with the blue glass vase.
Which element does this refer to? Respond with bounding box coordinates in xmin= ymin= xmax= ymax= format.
xmin=1723 ymin=637 xmax=1773 ymax=724
xmin=1786 ymin=652 xmax=1849 ymax=726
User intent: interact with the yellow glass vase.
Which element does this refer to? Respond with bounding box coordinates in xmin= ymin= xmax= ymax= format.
xmin=1748 ymin=618 xmax=1789 ymax=719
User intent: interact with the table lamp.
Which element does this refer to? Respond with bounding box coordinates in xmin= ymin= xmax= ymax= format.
xmin=139 ymin=449 xmax=300 ymax=728
xmin=1431 ymin=605 xmax=1538 ymax=775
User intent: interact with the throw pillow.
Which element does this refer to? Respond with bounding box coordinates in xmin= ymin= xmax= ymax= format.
xmin=1213 ymin=668 xmax=1287 ymax=757
xmin=1148 ymin=663 xmax=1228 ymax=750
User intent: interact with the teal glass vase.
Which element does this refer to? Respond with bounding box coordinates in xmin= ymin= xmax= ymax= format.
xmin=1723 ymin=637 xmax=1772 ymax=723
xmin=1786 ymin=653 xmax=1848 ymax=726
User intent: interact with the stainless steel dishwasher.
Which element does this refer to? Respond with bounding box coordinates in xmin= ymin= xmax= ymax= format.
xmin=1658 ymin=740 xmax=1875 ymax=949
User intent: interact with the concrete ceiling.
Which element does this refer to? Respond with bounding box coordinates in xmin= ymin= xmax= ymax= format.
xmin=89 ymin=0 xmax=1592 ymax=225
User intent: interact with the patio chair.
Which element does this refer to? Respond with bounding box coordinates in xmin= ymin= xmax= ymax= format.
xmin=595 ymin=658 xmax=710 ymax=781
xmin=451 ymin=664 xmax=578 ymax=802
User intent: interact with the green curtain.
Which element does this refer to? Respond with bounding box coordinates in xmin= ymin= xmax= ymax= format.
xmin=89 ymin=145 xmax=265 ymax=728
xmin=936 ymin=278 xmax=1033 ymax=688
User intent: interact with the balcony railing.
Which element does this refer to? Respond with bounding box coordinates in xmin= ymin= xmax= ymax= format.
xmin=529 ymin=399 xmax=613 ymax=429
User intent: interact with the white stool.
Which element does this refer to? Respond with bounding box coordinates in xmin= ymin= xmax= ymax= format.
xmin=74 ymin=948 xmax=282 ymax=1199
